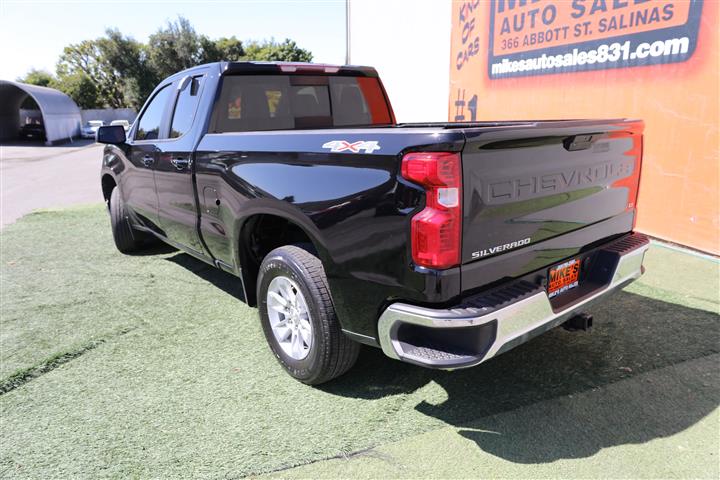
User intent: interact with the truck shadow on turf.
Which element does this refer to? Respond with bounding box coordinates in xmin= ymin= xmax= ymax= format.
xmin=322 ymin=291 xmax=720 ymax=464
xmin=126 ymin=242 xmax=177 ymax=257
xmin=165 ymin=252 xmax=247 ymax=302
xmin=163 ymin=251 xmax=719 ymax=464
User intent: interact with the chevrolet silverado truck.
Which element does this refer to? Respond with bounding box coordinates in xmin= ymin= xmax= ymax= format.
xmin=97 ymin=61 xmax=649 ymax=384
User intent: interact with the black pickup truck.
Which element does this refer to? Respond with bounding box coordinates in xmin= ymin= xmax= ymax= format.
xmin=97 ymin=61 xmax=649 ymax=384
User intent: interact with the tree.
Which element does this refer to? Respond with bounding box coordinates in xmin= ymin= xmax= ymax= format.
xmin=244 ymin=39 xmax=313 ymax=62
xmin=98 ymin=29 xmax=155 ymax=109
xmin=55 ymin=29 xmax=155 ymax=109
xmin=51 ymin=73 xmax=99 ymax=109
xmin=17 ymin=17 xmax=314 ymax=109
xmin=147 ymin=16 xmax=204 ymax=80
xmin=17 ymin=69 xmax=54 ymax=87
xmin=56 ymin=39 xmax=125 ymax=108
xmin=214 ymin=36 xmax=245 ymax=61
xmin=200 ymin=36 xmax=245 ymax=63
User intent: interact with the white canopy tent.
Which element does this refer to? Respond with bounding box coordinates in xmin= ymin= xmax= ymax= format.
xmin=0 ymin=80 xmax=81 ymax=144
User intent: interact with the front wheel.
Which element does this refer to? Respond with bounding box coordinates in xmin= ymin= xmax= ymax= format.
xmin=257 ymin=245 xmax=359 ymax=384
xmin=109 ymin=187 xmax=145 ymax=253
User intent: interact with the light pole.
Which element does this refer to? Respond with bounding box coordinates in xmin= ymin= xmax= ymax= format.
xmin=345 ymin=0 xmax=351 ymax=65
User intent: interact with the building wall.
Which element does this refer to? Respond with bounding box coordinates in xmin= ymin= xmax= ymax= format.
xmin=348 ymin=0 xmax=451 ymax=122
xmin=449 ymin=0 xmax=718 ymax=255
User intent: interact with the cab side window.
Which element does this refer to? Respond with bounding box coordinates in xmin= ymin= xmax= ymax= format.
xmin=135 ymin=84 xmax=171 ymax=141
xmin=170 ymin=76 xmax=205 ymax=139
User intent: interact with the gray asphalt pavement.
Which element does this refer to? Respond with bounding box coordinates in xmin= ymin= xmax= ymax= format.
xmin=0 ymin=140 xmax=104 ymax=227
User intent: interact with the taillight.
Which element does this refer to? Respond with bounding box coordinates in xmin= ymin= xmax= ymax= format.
xmin=612 ymin=130 xmax=643 ymax=229
xmin=401 ymin=152 xmax=462 ymax=269
xmin=631 ymin=136 xmax=643 ymax=229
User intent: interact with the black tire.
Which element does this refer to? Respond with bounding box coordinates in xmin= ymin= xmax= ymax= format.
xmin=109 ymin=187 xmax=144 ymax=253
xmin=258 ymin=245 xmax=360 ymax=384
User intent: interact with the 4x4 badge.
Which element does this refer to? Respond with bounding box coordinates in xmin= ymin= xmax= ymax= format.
xmin=322 ymin=140 xmax=381 ymax=154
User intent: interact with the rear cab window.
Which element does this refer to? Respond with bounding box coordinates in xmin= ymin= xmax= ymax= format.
xmin=210 ymin=74 xmax=393 ymax=132
xmin=170 ymin=75 xmax=205 ymax=139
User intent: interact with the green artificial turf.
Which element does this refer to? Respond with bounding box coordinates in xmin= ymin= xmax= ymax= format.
xmin=270 ymin=354 xmax=719 ymax=479
xmin=1 ymin=205 xmax=718 ymax=478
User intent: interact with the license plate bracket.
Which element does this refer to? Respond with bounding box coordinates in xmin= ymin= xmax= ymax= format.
xmin=548 ymin=258 xmax=581 ymax=299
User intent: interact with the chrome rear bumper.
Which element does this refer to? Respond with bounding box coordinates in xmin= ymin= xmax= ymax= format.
xmin=377 ymin=233 xmax=650 ymax=369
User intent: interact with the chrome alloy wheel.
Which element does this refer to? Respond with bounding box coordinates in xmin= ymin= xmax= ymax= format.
xmin=266 ymin=276 xmax=313 ymax=360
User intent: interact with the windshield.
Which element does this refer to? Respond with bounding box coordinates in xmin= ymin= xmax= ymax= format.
xmin=211 ymin=74 xmax=393 ymax=132
xmin=86 ymin=121 xmax=104 ymax=127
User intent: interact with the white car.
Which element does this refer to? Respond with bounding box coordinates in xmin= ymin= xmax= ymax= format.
xmin=110 ymin=119 xmax=131 ymax=132
xmin=82 ymin=120 xmax=104 ymax=139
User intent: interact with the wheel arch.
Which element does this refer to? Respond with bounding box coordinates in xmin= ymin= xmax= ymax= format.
xmin=101 ymin=173 xmax=117 ymax=207
xmin=236 ymin=210 xmax=330 ymax=307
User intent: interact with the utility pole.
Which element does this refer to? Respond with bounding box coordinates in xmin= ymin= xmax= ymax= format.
xmin=345 ymin=0 xmax=351 ymax=65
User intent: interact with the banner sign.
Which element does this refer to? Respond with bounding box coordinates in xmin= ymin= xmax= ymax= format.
xmin=485 ymin=0 xmax=704 ymax=78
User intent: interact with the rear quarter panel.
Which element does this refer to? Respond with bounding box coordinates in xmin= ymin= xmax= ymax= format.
xmin=194 ymin=129 xmax=465 ymax=338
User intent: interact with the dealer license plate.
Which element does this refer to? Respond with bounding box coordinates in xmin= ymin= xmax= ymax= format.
xmin=548 ymin=258 xmax=581 ymax=298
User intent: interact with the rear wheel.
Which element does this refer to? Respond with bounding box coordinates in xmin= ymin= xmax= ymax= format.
xmin=257 ymin=245 xmax=359 ymax=384
xmin=109 ymin=187 xmax=145 ymax=253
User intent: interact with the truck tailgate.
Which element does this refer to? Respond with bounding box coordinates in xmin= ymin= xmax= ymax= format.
xmin=460 ymin=119 xmax=643 ymax=287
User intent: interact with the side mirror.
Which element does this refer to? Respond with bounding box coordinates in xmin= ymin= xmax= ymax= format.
xmin=96 ymin=125 xmax=126 ymax=144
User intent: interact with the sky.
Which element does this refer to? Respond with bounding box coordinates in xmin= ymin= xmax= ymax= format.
xmin=0 ymin=0 xmax=347 ymax=80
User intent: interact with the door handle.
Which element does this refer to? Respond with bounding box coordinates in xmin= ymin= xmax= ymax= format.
xmin=142 ymin=155 xmax=154 ymax=167
xmin=170 ymin=157 xmax=190 ymax=170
